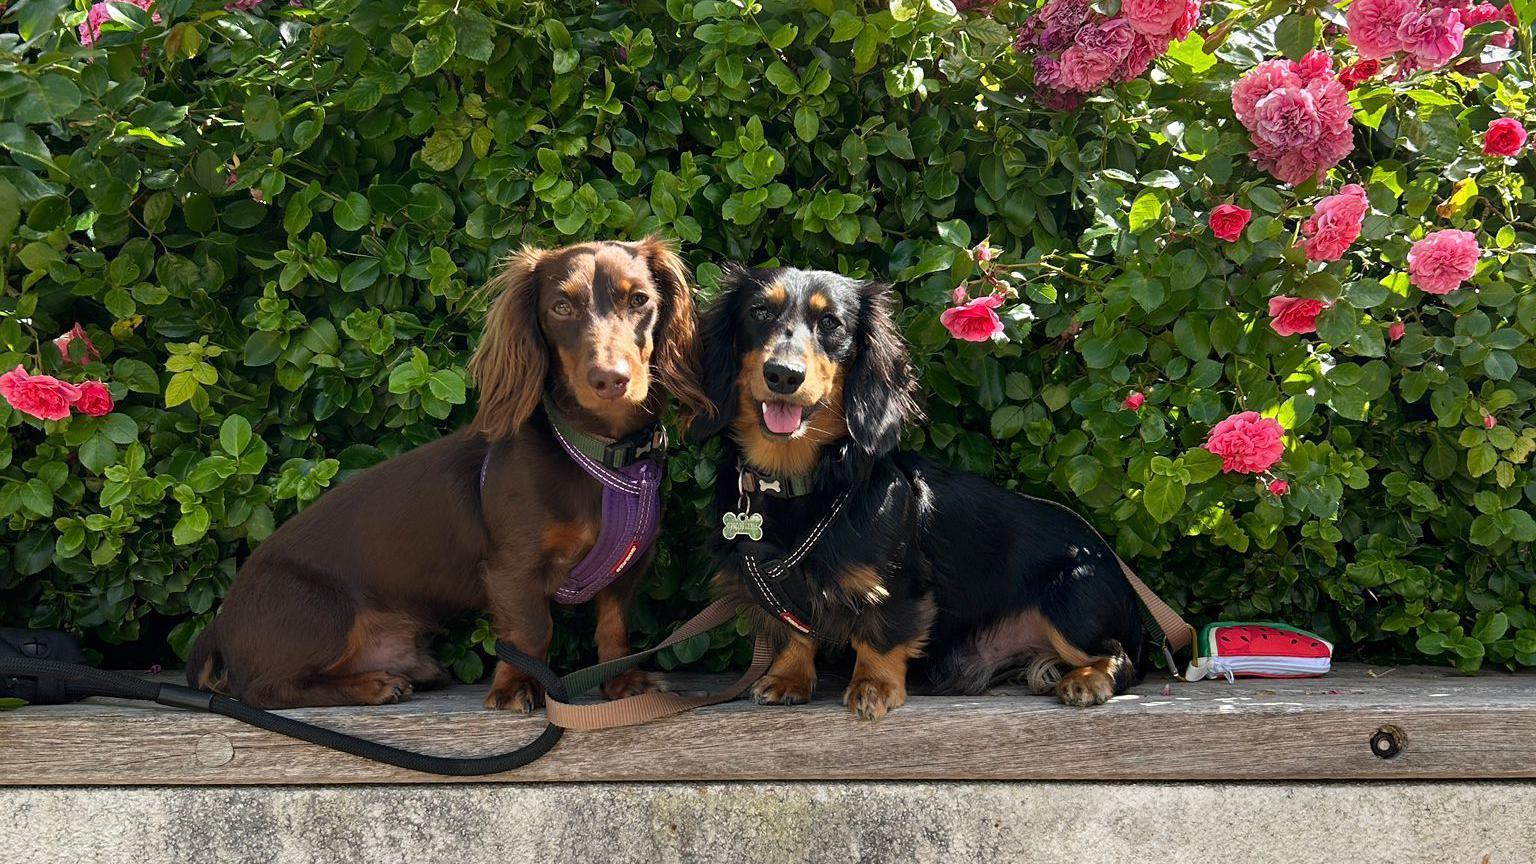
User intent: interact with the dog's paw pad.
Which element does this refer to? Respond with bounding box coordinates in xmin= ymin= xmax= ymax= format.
xmin=751 ymin=673 xmax=814 ymax=706
xmin=1056 ymin=667 xmax=1114 ymax=707
xmin=358 ymin=672 xmax=413 ymax=705
xmin=484 ymin=680 xmax=543 ymax=713
xmin=842 ymin=678 xmax=905 ymax=721
xmin=603 ymin=669 xmax=667 ymax=700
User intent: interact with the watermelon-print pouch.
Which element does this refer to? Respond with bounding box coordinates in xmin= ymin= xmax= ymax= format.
xmin=1184 ymin=622 xmax=1333 ymax=681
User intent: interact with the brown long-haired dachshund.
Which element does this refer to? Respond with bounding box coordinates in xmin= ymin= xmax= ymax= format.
xmin=187 ymin=239 xmax=708 ymax=709
xmin=696 ymin=268 xmax=1144 ymax=719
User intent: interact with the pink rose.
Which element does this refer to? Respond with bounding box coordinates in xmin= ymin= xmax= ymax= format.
xmin=1268 ymin=479 xmax=1290 ymax=495
xmin=1397 ymin=6 xmax=1464 ymax=68
xmin=53 ymin=323 xmax=100 ymax=364
xmin=1121 ymin=33 xmax=1168 ymax=80
xmin=1388 ymin=321 xmax=1405 ymax=341
xmin=225 ymin=0 xmax=262 ymax=9
xmin=1233 ymin=57 xmax=1354 ymax=185
xmin=1484 ymin=118 xmax=1528 ymax=157
xmin=75 ymin=380 xmax=115 ymax=417
xmin=1209 ymin=204 xmax=1252 ymax=242
xmin=1253 ymin=88 xmax=1326 ymax=150
xmin=1346 ymin=0 xmax=1417 ymax=59
xmin=1483 ymin=414 xmax=1498 ymax=429
xmin=78 ymin=0 xmax=158 ymax=47
xmin=1059 ymin=45 xmax=1119 ymax=92
xmin=0 ymin=366 xmax=82 ymax=422
xmin=1169 ymin=0 xmax=1202 ymax=39
xmin=1290 ymin=50 xmax=1336 ymax=84
xmin=1075 ymin=18 xmax=1136 ymax=64
xmin=1033 ymin=54 xmax=1069 ymax=92
xmin=1408 ymin=229 xmax=1479 ymax=295
xmin=1231 ymin=60 xmax=1294 ymax=127
xmin=1198 ymin=412 xmax=1284 ymax=473
xmin=1301 ymin=184 xmax=1368 ymax=261
xmin=1205 ymin=412 xmax=1286 ymax=474
xmin=973 ymin=240 xmax=995 ymax=263
xmin=1268 ymin=296 xmax=1331 ymax=337
xmin=1123 ymin=0 xmax=1194 ymax=37
xmin=941 ymin=290 xmax=1006 ymax=342
xmin=1124 ymin=391 xmax=1146 ymax=411
xmin=1039 ymin=0 xmax=1093 ymax=27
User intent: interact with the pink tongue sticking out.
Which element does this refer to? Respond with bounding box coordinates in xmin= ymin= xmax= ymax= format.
xmin=762 ymin=402 xmax=804 ymax=435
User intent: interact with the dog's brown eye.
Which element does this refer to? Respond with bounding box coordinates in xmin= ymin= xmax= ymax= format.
xmin=818 ymin=316 xmax=842 ymax=333
xmin=750 ymin=305 xmax=774 ymax=322
xmin=552 ymin=299 xmax=574 ymax=316
xmin=629 ymin=293 xmax=650 ymax=308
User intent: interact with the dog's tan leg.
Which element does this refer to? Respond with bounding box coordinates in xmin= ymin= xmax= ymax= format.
xmin=843 ymin=638 xmax=916 ymax=721
xmin=750 ymin=633 xmax=818 ymax=705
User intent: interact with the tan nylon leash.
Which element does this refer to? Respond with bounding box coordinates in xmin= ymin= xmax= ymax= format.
xmin=542 ymin=599 xmax=772 ymax=731
xmin=1117 ymin=557 xmax=1195 ymax=652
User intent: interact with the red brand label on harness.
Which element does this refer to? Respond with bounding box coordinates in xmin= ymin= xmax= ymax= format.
xmin=611 ymin=541 xmax=640 ymax=574
xmin=779 ymin=611 xmax=812 ymax=634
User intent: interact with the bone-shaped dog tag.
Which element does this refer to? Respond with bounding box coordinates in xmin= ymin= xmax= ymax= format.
xmin=721 ymin=511 xmax=764 ymax=542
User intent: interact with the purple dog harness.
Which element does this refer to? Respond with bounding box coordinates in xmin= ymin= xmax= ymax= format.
xmin=479 ymin=398 xmax=666 ymax=605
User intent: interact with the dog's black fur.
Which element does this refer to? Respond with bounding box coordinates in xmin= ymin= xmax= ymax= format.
xmin=696 ymin=267 xmax=1145 ymax=718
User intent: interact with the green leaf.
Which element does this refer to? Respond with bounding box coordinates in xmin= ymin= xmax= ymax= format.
xmin=0 ymin=179 xmax=17 ymax=249
xmin=1275 ymin=13 xmax=1319 ymax=58
xmin=165 ymin=372 xmax=200 ymax=408
xmin=793 ymin=106 xmax=819 ymax=143
xmin=333 ymin=192 xmax=371 ymax=231
xmin=243 ymin=95 xmax=282 ymax=141
xmin=1143 ymin=475 xmax=1187 ymax=524
xmin=79 ymin=435 xmax=118 ymax=474
xmin=1128 ymin=191 xmax=1162 ymax=234
xmin=220 ymin=415 xmax=253 ymax=457
xmin=991 ymin=405 xmax=1026 ymax=439
xmin=412 ymin=26 xmax=458 ymax=77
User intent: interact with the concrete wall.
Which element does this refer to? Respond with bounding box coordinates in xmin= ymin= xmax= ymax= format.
xmin=2 ymin=782 xmax=1531 ymax=864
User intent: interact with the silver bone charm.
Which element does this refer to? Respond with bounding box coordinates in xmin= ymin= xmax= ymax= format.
xmin=721 ymin=511 xmax=764 ymax=542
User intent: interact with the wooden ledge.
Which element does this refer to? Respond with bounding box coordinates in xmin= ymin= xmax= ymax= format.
xmin=2 ymin=664 xmax=1533 ymax=784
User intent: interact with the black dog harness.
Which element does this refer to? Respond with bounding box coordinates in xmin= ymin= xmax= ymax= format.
xmin=725 ymin=462 xmax=848 ymax=639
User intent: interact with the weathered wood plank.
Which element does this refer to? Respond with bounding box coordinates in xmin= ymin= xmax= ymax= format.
xmin=2 ymin=664 xmax=1534 ymax=784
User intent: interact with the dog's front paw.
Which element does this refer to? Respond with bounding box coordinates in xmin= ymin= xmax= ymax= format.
xmin=843 ymin=677 xmax=905 ymax=721
xmin=603 ymin=669 xmax=668 ymax=700
xmin=1056 ymin=665 xmax=1115 ymax=707
xmin=355 ymin=671 xmax=413 ymax=705
xmin=484 ymin=679 xmax=543 ymax=713
xmin=751 ymin=673 xmax=815 ymax=705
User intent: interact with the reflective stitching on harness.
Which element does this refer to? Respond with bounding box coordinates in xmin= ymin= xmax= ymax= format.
xmin=481 ymin=412 xmax=663 ymax=607
xmin=740 ymin=489 xmax=853 ymax=637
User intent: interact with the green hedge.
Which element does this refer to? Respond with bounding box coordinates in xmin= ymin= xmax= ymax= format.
xmin=2 ymin=0 xmax=1534 ymax=676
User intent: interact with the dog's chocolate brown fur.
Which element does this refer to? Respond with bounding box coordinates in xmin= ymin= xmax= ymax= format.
xmin=187 ymin=239 xmax=706 ymax=709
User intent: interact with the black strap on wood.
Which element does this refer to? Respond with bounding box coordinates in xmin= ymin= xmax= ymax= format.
xmin=0 ymin=638 xmax=567 ymax=777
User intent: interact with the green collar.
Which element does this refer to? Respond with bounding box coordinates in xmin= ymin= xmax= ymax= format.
xmin=738 ymin=461 xmax=817 ymax=499
xmin=543 ymin=395 xmax=667 ymax=470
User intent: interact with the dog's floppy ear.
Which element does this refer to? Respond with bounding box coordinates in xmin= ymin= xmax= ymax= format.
xmin=844 ymin=281 xmax=920 ymax=459
xmin=690 ymin=264 xmax=750 ymax=439
xmin=469 ymin=247 xmax=547 ymax=440
xmin=635 ymin=236 xmax=711 ymax=428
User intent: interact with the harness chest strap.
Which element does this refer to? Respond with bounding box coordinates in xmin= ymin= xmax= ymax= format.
xmin=479 ymin=398 xmax=666 ymax=606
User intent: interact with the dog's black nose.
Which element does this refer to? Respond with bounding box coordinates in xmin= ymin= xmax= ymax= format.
xmin=763 ymin=360 xmax=805 ymax=395
xmin=588 ymin=364 xmax=631 ymax=399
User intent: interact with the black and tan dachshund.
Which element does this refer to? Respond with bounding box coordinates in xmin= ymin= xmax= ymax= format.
xmin=695 ymin=267 xmax=1144 ymax=719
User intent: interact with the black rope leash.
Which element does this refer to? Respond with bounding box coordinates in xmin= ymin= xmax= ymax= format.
xmin=0 ymin=642 xmax=566 ymax=777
